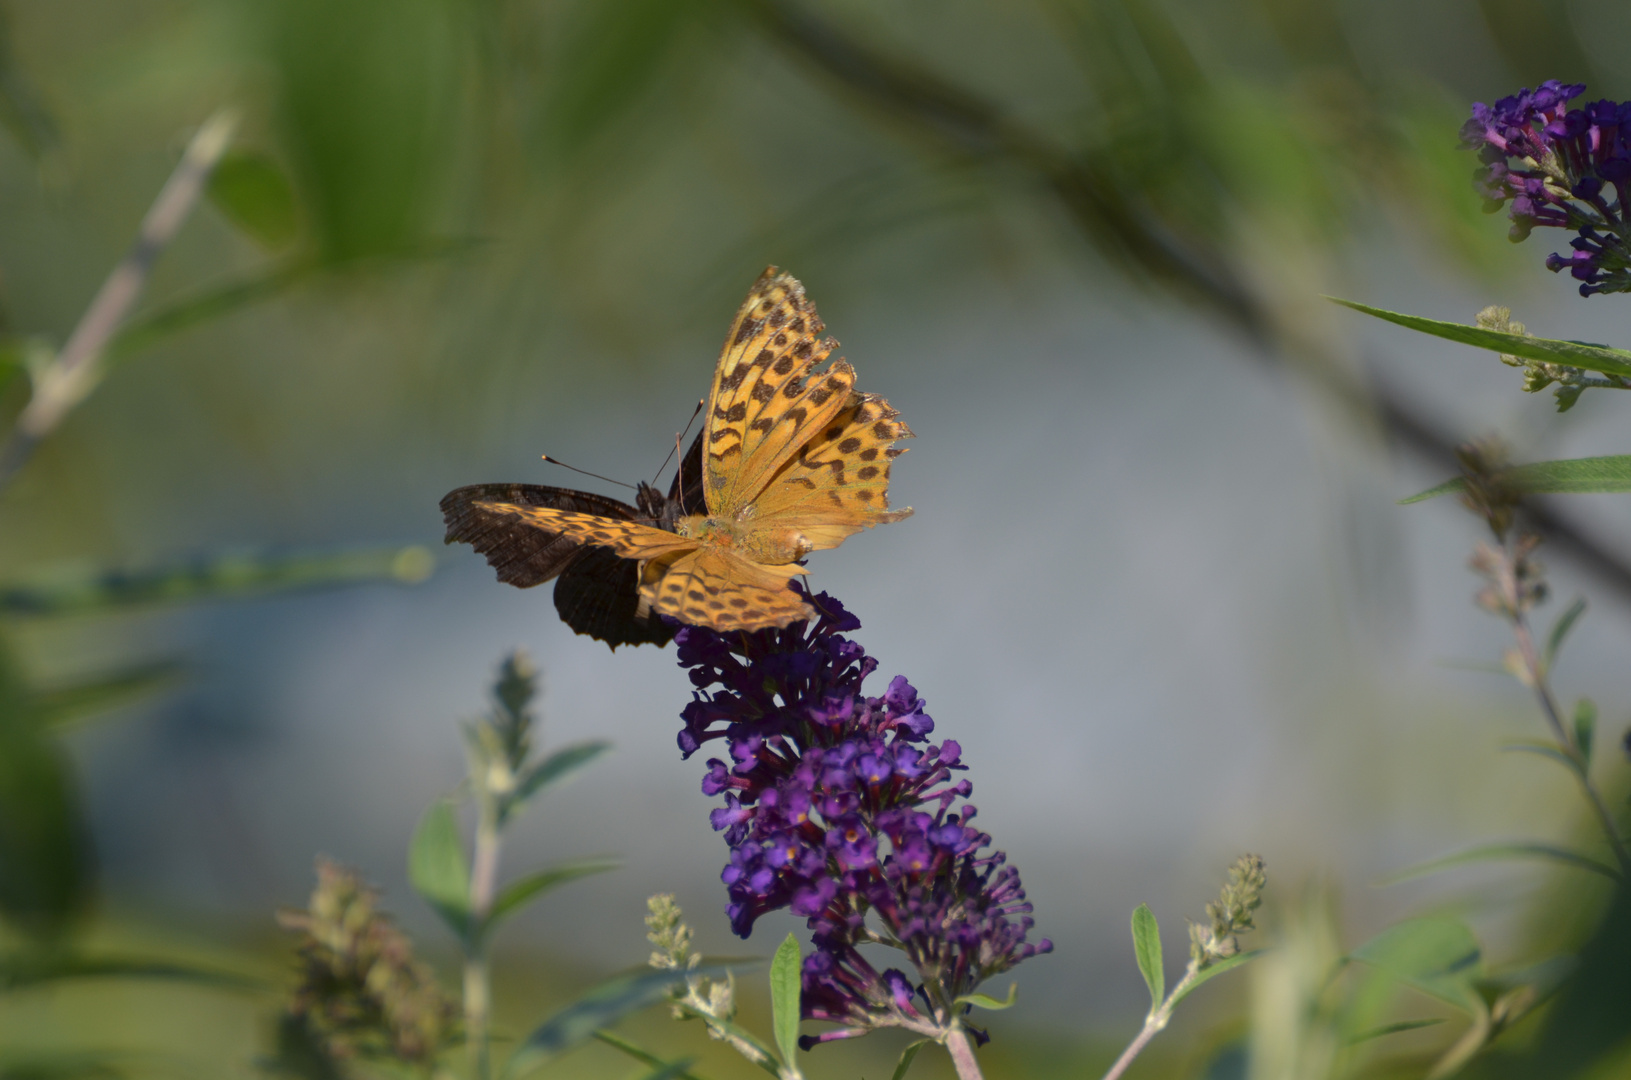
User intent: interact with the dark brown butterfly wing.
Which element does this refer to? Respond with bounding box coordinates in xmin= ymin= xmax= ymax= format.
xmin=439 ymin=484 xmax=641 ymax=587
xmin=553 ymin=546 xmax=677 ymax=648
xmin=440 ymin=482 xmax=678 ymax=648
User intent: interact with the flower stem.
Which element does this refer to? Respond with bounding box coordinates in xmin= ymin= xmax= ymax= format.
xmin=1100 ymin=965 xmax=1201 ymax=1080
xmin=465 ymin=799 xmax=502 ymax=1080
xmin=943 ymin=1023 xmax=984 ymax=1080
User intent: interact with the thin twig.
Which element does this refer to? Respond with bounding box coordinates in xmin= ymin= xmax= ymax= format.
xmin=0 ymin=108 xmax=237 ymax=488
xmin=744 ymin=0 xmax=1631 ymax=606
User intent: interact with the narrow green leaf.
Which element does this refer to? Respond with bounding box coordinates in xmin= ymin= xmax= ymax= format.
xmin=1501 ymin=739 xmax=1579 ymax=773
xmin=1170 ymin=949 xmax=1266 ymax=1008
xmin=954 ymin=982 xmax=1018 ymax=1010
xmin=770 ymin=933 xmax=802 ymax=1067
xmin=32 ymin=662 xmax=184 ymax=730
xmin=890 ymin=1040 xmax=930 ymax=1080
xmin=407 ymin=801 xmax=470 ymax=939
xmin=1350 ymin=918 xmax=1485 ymax=1015
xmin=1573 ymin=699 xmax=1597 ymax=767
xmin=504 ymin=965 xmax=731 ymax=1077
xmin=107 ymin=261 xmax=317 ymax=363
xmin=1376 ymin=841 xmax=1620 ymax=886
xmin=1400 ymin=455 xmax=1631 ymax=504
xmin=1130 ymin=903 xmax=1164 ymax=1010
xmin=509 ymin=741 xmax=612 ymax=811
xmin=1347 ymin=1018 xmax=1447 ymax=1045
xmin=591 ymin=1031 xmax=711 ymax=1080
xmin=483 ymin=859 xmax=620 ymax=939
xmin=638 ymin=1060 xmax=699 ymax=1080
xmin=1545 ymin=598 xmax=1588 ymax=669
xmin=1329 ymin=298 xmax=1631 ymax=378
xmin=208 ymin=150 xmax=299 ymax=248
xmin=0 ymin=732 xmax=89 ymax=938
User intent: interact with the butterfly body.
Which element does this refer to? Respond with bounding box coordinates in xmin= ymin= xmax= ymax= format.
xmin=441 ymin=268 xmax=911 ymax=645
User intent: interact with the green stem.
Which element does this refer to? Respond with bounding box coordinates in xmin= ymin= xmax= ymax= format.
xmin=1099 ymin=964 xmax=1200 ymax=1080
xmin=465 ymin=798 xmax=501 ymax=1080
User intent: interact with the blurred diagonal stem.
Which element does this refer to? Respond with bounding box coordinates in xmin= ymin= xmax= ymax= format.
xmin=743 ymin=0 xmax=1631 ymax=606
xmin=465 ymin=792 xmax=501 ymax=1080
xmin=0 ymin=108 xmax=237 ymax=489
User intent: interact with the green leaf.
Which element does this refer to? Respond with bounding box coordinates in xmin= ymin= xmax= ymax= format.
xmin=1375 ymin=841 xmax=1621 ymax=886
xmin=1170 ymin=949 xmax=1266 ymax=1008
xmin=769 ymin=933 xmax=802 ymax=1067
xmin=0 ymin=731 xmax=89 ymax=940
xmin=1545 ymin=598 xmax=1588 ymax=669
xmin=1329 ymin=298 xmax=1631 ymax=378
xmin=591 ymin=1031 xmax=710 ymax=1080
xmin=1130 ymin=903 xmax=1164 ymax=1010
xmin=637 ymin=1061 xmax=699 ymax=1080
xmin=504 ymin=965 xmax=731 ymax=1077
xmin=508 ymin=740 xmax=612 ymax=813
xmin=407 ymin=801 xmax=470 ymax=939
xmin=1573 ymin=699 xmax=1597 ymax=767
xmin=1350 ymin=918 xmax=1485 ymax=1016
xmin=107 ymin=261 xmax=317 ymax=364
xmin=889 ymin=1040 xmax=930 ymax=1080
xmin=1399 ymin=455 xmax=1631 ymax=503
xmin=0 ymin=545 xmax=434 ymax=617
xmin=1501 ymin=739 xmax=1579 ymax=773
xmin=0 ymin=952 xmax=264 ymax=991
xmin=32 ymin=662 xmax=184 ymax=730
xmin=1347 ymin=1018 xmax=1447 ymax=1045
xmin=483 ymin=859 xmax=620 ymax=939
xmin=208 ymin=150 xmax=299 ymax=248
xmin=954 ymin=982 xmax=1018 ymax=1010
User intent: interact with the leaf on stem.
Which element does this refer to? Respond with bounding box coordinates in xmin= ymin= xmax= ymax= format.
xmin=1501 ymin=739 xmax=1579 ymax=773
xmin=504 ymin=965 xmax=733 ymax=1077
xmin=208 ymin=150 xmax=300 ymax=248
xmin=1346 ymin=1018 xmax=1447 ymax=1045
xmin=1374 ymin=841 xmax=1621 ymax=886
xmin=32 ymin=662 xmax=183 ymax=731
xmin=1545 ymin=598 xmax=1588 ymax=670
xmin=769 ymin=933 xmax=802 ymax=1068
xmin=1350 ymin=918 xmax=1485 ymax=1017
xmin=1399 ymin=455 xmax=1631 ymax=503
xmin=1169 ymin=949 xmax=1266 ymax=1008
xmin=407 ymin=801 xmax=470 ymax=938
xmin=1328 ymin=298 xmax=1631 ymax=378
xmin=1573 ymin=699 xmax=1597 ymax=767
xmin=482 ymin=859 xmax=620 ymax=939
xmin=591 ymin=1031 xmax=710 ymax=1080
xmin=1130 ymin=903 xmax=1164 ymax=1011
xmin=0 ymin=952 xmax=263 ymax=992
xmin=954 ymin=982 xmax=1018 ymax=1010
xmin=508 ymin=741 xmax=613 ymax=814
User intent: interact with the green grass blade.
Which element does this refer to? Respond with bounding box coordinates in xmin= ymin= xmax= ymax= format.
xmin=1329 ymin=298 xmax=1631 ymax=378
xmin=1375 ymin=841 xmax=1621 ymax=886
xmin=1400 ymin=455 xmax=1631 ymax=503
xmin=591 ymin=1031 xmax=711 ymax=1080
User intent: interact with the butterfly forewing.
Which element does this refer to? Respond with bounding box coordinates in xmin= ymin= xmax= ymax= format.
xmin=440 ymin=484 xmax=643 ymax=587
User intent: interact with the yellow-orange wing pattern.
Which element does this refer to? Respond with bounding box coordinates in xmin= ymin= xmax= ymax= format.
xmin=469 ymin=503 xmax=698 ymax=562
xmin=703 ymin=270 xmax=858 ymax=516
xmin=639 ymin=548 xmax=813 ymax=630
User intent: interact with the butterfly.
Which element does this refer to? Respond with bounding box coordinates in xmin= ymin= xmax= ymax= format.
xmin=440 ymin=267 xmax=913 ymax=647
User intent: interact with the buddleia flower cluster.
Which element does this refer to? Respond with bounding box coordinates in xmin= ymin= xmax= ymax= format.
xmin=276 ymin=859 xmax=455 ymax=1069
xmin=673 ymin=589 xmax=1051 ymax=1049
xmin=1461 ymin=80 xmax=1631 ymax=296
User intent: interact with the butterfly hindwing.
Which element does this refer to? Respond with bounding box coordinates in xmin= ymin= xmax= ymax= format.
xmin=555 ymin=546 xmax=677 ymax=648
xmin=640 ymin=547 xmax=812 ymax=631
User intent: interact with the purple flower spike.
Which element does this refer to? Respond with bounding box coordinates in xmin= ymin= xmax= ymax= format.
xmin=673 ymin=585 xmax=1051 ymax=1050
xmin=1464 ymin=81 xmax=1631 ymax=295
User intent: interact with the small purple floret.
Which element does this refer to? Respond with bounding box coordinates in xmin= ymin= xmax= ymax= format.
xmin=673 ymin=587 xmax=1050 ymax=1048
xmin=1463 ymin=80 xmax=1631 ymax=295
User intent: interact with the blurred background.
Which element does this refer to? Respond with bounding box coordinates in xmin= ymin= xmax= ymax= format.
xmin=2 ymin=1 xmax=1630 ymax=1077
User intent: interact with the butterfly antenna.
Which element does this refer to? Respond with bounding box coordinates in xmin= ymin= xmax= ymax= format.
xmin=652 ymin=398 xmax=705 ymax=482
xmin=540 ymin=454 xmax=637 ymax=490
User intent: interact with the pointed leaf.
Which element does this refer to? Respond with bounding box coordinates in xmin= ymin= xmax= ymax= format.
xmin=638 ymin=1061 xmax=699 ymax=1080
xmin=1329 ymin=298 xmax=1631 ymax=378
xmin=504 ymin=965 xmax=732 ymax=1076
xmin=1573 ymin=699 xmax=1597 ymax=767
xmin=1375 ymin=841 xmax=1620 ymax=886
xmin=1501 ymin=740 xmax=1579 ymax=773
xmin=0 ymin=952 xmax=263 ymax=991
xmin=482 ymin=859 xmax=620 ymax=939
xmin=591 ymin=1031 xmax=709 ymax=1080
xmin=509 ymin=740 xmax=612 ymax=811
xmin=1170 ymin=949 xmax=1266 ymax=1008
xmin=1347 ymin=1018 xmax=1447 ymax=1045
xmin=208 ymin=150 xmax=299 ymax=248
xmin=770 ymin=933 xmax=802 ymax=1067
xmin=1130 ymin=903 xmax=1164 ymax=1010
xmin=954 ymin=982 xmax=1018 ymax=1010
xmin=1400 ymin=455 xmax=1631 ymax=503
xmin=890 ymin=1040 xmax=930 ymax=1080
xmin=1545 ymin=598 xmax=1588 ymax=669
xmin=1350 ymin=918 xmax=1485 ymax=1015
xmin=407 ymin=801 xmax=469 ymax=938
xmin=33 ymin=662 xmax=184 ymax=730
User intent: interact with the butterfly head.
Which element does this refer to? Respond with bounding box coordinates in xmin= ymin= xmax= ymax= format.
xmin=635 ymin=481 xmax=683 ymax=530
